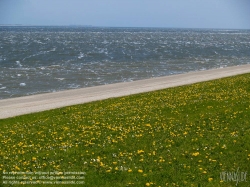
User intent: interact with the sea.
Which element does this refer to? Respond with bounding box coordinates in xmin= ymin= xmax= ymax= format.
xmin=0 ymin=26 xmax=250 ymax=100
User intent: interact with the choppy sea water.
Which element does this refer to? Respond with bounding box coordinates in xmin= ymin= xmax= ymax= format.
xmin=0 ymin=26 xmax=250 ymax=99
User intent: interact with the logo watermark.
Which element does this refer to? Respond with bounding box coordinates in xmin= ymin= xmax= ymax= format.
xmin=220 ymin=167 xmax=247 ymax=186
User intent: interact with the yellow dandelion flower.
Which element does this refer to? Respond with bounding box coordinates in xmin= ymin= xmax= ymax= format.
xmin=138 ymin=169 xmax=143 ymax=173
xmin=208 ymin=178 xmax=213 ymax=182
xmin=99 ymin=162 xmax=104 ymax=167
xmin=221 ymin=144 xmax=226 ymax=149
xmin=128 ymin=169 xmax=132 ymax=173
xmin=192 ymin=152 xmax=199 ymax=156
xmin=137 ymin=150 xmax=144 ymax=154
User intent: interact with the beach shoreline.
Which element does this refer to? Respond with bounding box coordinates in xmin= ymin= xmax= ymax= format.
xmin=1 ymin=64 xmax=250 ymax=119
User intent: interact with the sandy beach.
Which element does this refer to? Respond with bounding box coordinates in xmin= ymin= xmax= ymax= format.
xmin=0 ymin=64 xmax=250 ymax=119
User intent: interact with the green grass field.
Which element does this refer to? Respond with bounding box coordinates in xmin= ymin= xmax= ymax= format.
xmin=1 ymin=73 xmax=250 ymax=187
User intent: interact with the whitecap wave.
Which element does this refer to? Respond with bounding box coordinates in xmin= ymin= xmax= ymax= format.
xmin=16 ymin=61 xmax=22 ymax=67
